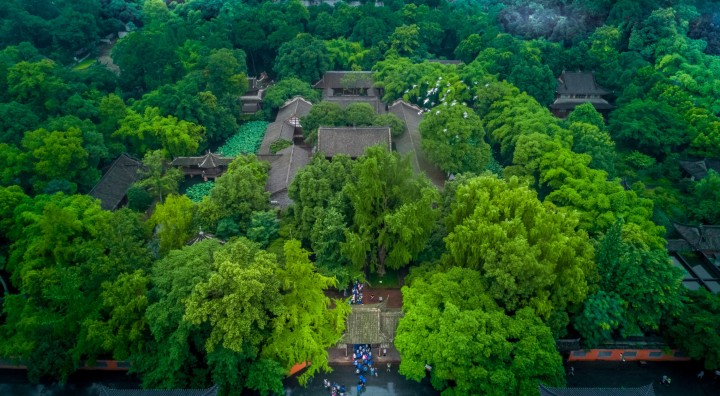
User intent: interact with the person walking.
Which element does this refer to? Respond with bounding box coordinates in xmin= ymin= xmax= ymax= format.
xmin=387 ymin=362 xmax=391 ymax=372
xmin=569 ymin=366 xmax=574 ymax=376
xmin=697 ymin=370 xmax=704 ymax=380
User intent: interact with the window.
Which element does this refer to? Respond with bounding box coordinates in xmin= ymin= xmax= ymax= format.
xmin=623 ymin=351 xmax=637 ymax=357
xmin=597 ymin=351 xmax=612 ymax=357
xmin=648 ymin=351 xmax=663 ymax=358
xmin=117 ymin=361 xmax=131 ymax=368
xmin=572 ymin=350 xmax=587 ymax=357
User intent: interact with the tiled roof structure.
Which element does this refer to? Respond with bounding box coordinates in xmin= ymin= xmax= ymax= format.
xmin=313 ymin=71 xmax=375 ymax=89
xmin=97 ymin=385 xmax=219 ymax=396
xmin=679 ymin=158 xmax=720 ymax=180
xmin=341 ymin=301 xmax=403 ymax=345
xmin=317 ymin=127 xmax=391 ymax=158
xmin=538 ymin=384 xmax=655 ymax=396
xmin=388 ymin=100 xmax=445 ymax=188
xmin=672 ymin=222 xmax=720 ymax=251
xmin=258 ymin=96 xmax=312 ymax=155
xmin=89 ymin=154 xmax=143 ymax=211
xmin=555 ymin=71 xmax=610 ymax=95
xmin=169 ymin=152 xmax=233 ymax=168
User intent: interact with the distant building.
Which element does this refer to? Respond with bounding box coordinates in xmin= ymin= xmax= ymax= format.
xmin=257 ymin=96 xmax=315 ymax=207
xmin=338 ymin=300 xmax=403 ymax=353
xmin=314 ymin=71 xmax=385 ymax=113
xmin=97 ymin=384 xmax=218 ymax=396
xmin=678 ymin=158 xmax=720 ymax=180
xmin=240 ymin=74 xmax=270 ymax=114
xmin=317 ymin=126 xmax=392 ymax=159
xmin=549 ymin=71 xmax=613 ymax=118
xmin=169 ymin=152 xmax=233 ymax=181
xmin=89 ymin=154 xmax=143 ymax=211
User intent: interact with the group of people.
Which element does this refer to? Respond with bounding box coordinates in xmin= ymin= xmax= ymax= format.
xmin=323 ymin=380 xmax=346 ymax=396
xmin=349 ymin=281 xmax=366 ymax=305
xmin=353 ymin=344 xmax=378 ymax=393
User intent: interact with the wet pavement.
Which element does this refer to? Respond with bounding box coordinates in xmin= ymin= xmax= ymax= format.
xmin=284 ymin=364 xmax=438 ymax=396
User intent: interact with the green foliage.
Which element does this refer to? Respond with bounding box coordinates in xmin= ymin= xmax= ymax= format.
xmin=574 ymin=291 xmax=626 ymax=347
xmin=300 ymin=101 xmax=345 ymax=141
xmin=419 ymin=104 xmax=490 ymax=174
xmin=373 ymin=113 xmax=406 ymax=137
xmin=396 ymin=267 xmax=565 ymax=395
xmin=687 ymin=170 xmax=720 ymax=224
xmin=444 ymin=175 xmax=594 ymax=323
xmin=664 ymin=289 xmax=720 ymax=369
xmin=342 ymin=146 xmax=440 ymax=276
xmin=149 ymin=194 xmax=195 ymax=255
xmin=269 ymin=139 xmax=292 ymax=155
xmin=127 ymin=185 xmax=153 ymax=212
xmin=218 ymin=121 xmax=270 ymax=156
xmin=263 ymin=78 xmax=320 ymax=118
xmin=274 ymin=33 xmax=329 ymax=83
xmin=345 ymin=102 xmax=376 ymax=126
xmin=135 ymin=150 xmax=183 ymax=203
xmin=246 ymin=210 xmax=279 ymax=248
xmin=114 ymin=107 xmax=206 ymax=157
xmin=185 ymin=181 xmax=215 ymax=203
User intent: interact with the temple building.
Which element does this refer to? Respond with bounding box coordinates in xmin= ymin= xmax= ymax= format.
xmin=89 ymin=153 xmax=143 ymax=211
xmin=314 ymin=71 xmax=385 ymax=113
xmin=549 ymin=71 xmax=613 ymax=118
xmin=316 ymin=126 xmax=392 ymax=159
xmin=169 ymin=152 xmax=233 ymax=181
xmin=97 ymin=385 xmax=218 ymax=396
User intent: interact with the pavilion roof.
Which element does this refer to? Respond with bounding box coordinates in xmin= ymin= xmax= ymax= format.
xmin=89 ymin=153 xmax=143 ymax=211
xmin=317 ymin=126 xmax=391 ymax=158
xmin=169 ymin=152 xmax=233 ymax=168
xmin=678 ymin=158 xmax=720 ymax=180
xmin=341 ymin=302 xmax=402 ymax=345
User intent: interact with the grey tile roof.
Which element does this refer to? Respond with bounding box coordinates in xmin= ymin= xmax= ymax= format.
xmin=556 ymin=71 xmax=610 ymax=95
xmin=313 ymin=71 xmax=375 ymax=89
xmin=276 ymin=96 xmax=313 ymax=122
xmin=672 ymin=223 xmax=720 ymax=251
xmin=317 ymin=127 xmax=391 ymax=158
xmin=539 ymin=383 xmax=655 ymax=396
xmin=341 ymin=303 xmax=403 ymax=345
xmin=258 ymin=97 xmax=312 ymax=155
xmin=89 ymin=154 xmax=143 ymax=211
xmin=549 ymin=98 xmax=613 ymax=110
xmin=388 ymin=100 xmax=445 ymax=188
xmin=263 ymin=145 xmax=311 ymax=195
xmin=97 ymin=384 xmax=219 ymax=396
xmin=169 ymin=152 xmax=233 ymax=168
xmin=679 ymin=158 xmax=720 ymax=180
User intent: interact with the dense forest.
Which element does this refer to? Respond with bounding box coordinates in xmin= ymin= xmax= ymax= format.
xmin=1 ymin=0 xmax=720 ymax=395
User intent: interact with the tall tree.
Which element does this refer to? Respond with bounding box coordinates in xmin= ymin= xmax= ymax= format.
xmin=273 ymin=33 xmax=329 ymax=83
xmin=419 ymin=103 xmax=491 ymax=174
xmin=149 ymin=194 xmax=195 ymax=255
xmin=444 ymin=175 xmax=595 ymax=323
xmin=135 ymin=150 xmax=183 ymax=203
xmin=342 ymin=146 xmax=440 ymax=276
xmin=396 ymin=267 xmax=565 ymax=395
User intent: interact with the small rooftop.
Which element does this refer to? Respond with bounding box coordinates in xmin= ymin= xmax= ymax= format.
xmin=169 ymin=152 xmax=233 ymax=168
xmin=97 ymin=384 xmax=219 ymax=396
xmin=89 ymin=154 xmax=143 ymax=211
xmin=317 ymin=126 xmax=392 ymax=159
xmin=679 ymin=158 xmax=720 ymax=180
xmin=314 ymin=71 xmax=375 ymax=89
xmin=556 ymin=71 xmax=610 ymax=95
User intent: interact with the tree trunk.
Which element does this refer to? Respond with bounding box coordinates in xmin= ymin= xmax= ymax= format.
xmin=377 ymin=244 xmax=387 ymax=277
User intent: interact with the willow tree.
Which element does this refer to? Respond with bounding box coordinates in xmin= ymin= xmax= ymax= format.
xmin=342 ymin=146 xmax=439 ymax=276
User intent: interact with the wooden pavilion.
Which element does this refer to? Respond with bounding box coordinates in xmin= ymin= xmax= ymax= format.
xmin=169 ymin=152 xmax=233 ymax=181
xmin=550 ymin=71 xmax=613 ymax=118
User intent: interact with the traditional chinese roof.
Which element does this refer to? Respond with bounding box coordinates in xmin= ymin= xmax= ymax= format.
xmin=317 ymin=127 xmax=391 ymax=158
xmin=97 ymin=384 xmax=219 ymax=396
xmin=262 ymin=145 xmax=312 ymax=198
xmin=666 ymin=239 xmax=693 ymax=252
xmin=340 ymin=302 xmax=403 ymax=345
xmin=187 ymin=231 xmax=224 ymax=246
xmin=672 ymin=223 xmax=720 ymax=251
xmin=388 ymin=100 xmax=445 ymax=188
xmin=169 ymin=152 xmax=233 ymax=168
xmin=555 ymin=71 xmax=610 ymax=95
xmin=258 ymin=97 xmax=313 ymax=156
xmin=89 ymin=154 xmax=143 ymax=211
xmin=678 ymin=158 xmax=720 ymax=180
xmin=539 ymin=384 xmax=655 ymax=396
xmin=313 ymin=71 xmax=375 ymax=89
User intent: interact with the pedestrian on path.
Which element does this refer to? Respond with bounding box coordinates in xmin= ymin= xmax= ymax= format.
xmin=569 ymin=366 xmax=574 ymax=376
xmin=697 ymin=370 xmax=704 ymax=380
xmin=387 ymin=362 xmax=391 ymax=372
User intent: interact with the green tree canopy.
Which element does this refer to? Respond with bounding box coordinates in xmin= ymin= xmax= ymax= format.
xmin=444 ymin=175 xmax=595 ymax=323
xmin=419 ymin=103 xmax=490 ymax=174
xmin=396 ymin=267 xmax=565 ymax=395
xmin=342 ymin=146 xmax=440 ymax=276
xmin=273 ymin=33 xmax=329 ymax=83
